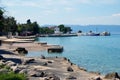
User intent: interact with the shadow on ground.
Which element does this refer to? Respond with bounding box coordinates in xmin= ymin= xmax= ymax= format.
xmin=0 ymin=49 xmax=14 ymax=54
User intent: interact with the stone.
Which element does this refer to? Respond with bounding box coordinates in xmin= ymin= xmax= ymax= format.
xmin=11 ymin=66 xmax=26 ymax=73
xmin=47 ymin=61 xmax=52 ymax=63
xmin=5 ymin=61 xmax=16 ymax=66
xmin=105 ymin=72 xmax=120 ymax=79
xmin=70 ymin=62 xmax=73 ymax=66
xmin=79 ymin=67 xmax=87 ymax=71
xmin=11 ymin=66 xmax=18 ymax=72
xmin=19 ymin=69 xmax=28 ymax=74
xmin=30 ymin=71 xmax=45 ymax=77
xmin=23 ymin=58 xmax=35 ymax=65
xmin=41 ymin=55 xmax=45 ymax=59
xmin=0 ymin=60 xmax=5 ymax=65
xmin=0 ymin=55 xmax=4 ymax=60
xmin=67 ymin=66 xmax=74 ymax=72
xmin=90 ymin=77 xmax=102 ymax=80
xmin=63 ymin=57 xmax=67 ymax=60
xmin=44 ymin=74 xmax=60 ymax=80
xmin=67 ymin=59 xmax=70 ymax=62
xmin=95 ymin=77 xmax=102 ymax=80
xmin=14 ymin=68 xmax=21 ymax=73
xmin=42 ymin=62 xmax=48 ymax=66
xmin=15 ymin=47 xmax=28 ymax=54
xmin=66 ymin=75 xmax=77 ymax=79
xmin=90 ymin=71 xmax=101 ymax=75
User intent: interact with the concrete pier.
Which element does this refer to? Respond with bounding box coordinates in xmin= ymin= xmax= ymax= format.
xmin=47 ymin=45 xmax=63 ymax=53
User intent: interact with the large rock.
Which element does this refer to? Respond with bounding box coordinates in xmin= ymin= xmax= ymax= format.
xmin=105 ymin=72 xmax=120 ymax=79
xmin=15 ymin=47 xmax=28 ymax=54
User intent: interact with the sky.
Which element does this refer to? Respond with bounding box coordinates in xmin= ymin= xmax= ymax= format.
xmin=0 ymin=0 xmax=120 ymax=25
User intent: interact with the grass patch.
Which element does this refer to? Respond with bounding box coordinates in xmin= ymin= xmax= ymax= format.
xmin=0 ymin=72 xmax=27 ymax=80
xmin=0 ymin=64 xmax=27 ymax=80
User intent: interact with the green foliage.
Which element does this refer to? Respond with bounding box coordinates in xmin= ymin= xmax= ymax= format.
xmin=0 ymin=7 xmax=4 ymax=32
xmin=58 ymin=24 xmax=72 ymax=33
xmin=0 ymin=63 xmax=27 ymax=80
xmin=39 ymin=27 xmax=54 ymax=34
xmin=18 ymin=19 xmax=40 ymax=35
xmin=0 ymin=63 xmax=12 ymax=71
xmin=0 ymin=72 xmax=27 ymax=80
xmin=3 ymin=17 xmax=17 ymax=34
xmin=0 ymin=8 xmax=72 ymax=35
xmin=0 ymin=8 xmax=40 ymax=36
xmin=0 ymin=7 xmax=4 ymax=19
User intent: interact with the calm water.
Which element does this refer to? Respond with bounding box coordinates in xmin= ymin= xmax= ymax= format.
xmin=27 ymin=26 xmax=120 ymax=74
xmin=27 ymin=35 xmax=120 ymax=74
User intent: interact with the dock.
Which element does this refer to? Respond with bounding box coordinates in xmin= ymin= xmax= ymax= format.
xmin=47 ymin=45 xmax=63 ymax=53
xmin=0 ymin=38 xmax=64 ymax=52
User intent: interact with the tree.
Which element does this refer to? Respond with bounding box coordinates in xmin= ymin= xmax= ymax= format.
xmin=3 ymin=16 xmax=17 ymax=34
xmin=0 ymin=7 xmax=4 ymax=33
xmin=39 ymin=27 xmax=54 ymax=34
xmin=58 ymin=24 xmax=72 ymax=33
xmin=32 ymin=22 xmax=39 ymax=34
xmin=58 ymin=24 xmax=65 ymax=33
xmin=27 ymin=19 xmax=31 ymax=24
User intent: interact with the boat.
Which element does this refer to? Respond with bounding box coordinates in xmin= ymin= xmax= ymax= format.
xmin=86 ymin=32 xmax=100 ymax=36
xmin=100 ymin=31 xmax=110 ymax=36
xmin=77 ymin=31 xmax=110 ymax=36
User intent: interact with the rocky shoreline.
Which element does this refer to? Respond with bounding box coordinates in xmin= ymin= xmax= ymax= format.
xmin=0 ymin=50 xmax=120 ymax=80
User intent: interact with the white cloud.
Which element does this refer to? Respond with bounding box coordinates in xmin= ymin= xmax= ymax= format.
xmin=112 ymin=13 xmax=120 ymax=17
xmin=76 ymin=0 xmax=119 ymax=5
xmin=1 ymin=0 xmax=120 ymax=25
xmin=1 ymin=0 xmax=40 ymax=7
xmin=64 ymin=7 xmax=74 ymax=11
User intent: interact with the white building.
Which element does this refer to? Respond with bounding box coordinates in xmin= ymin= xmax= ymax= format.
xmin=54 ymin=27 xmax=63 ymax=34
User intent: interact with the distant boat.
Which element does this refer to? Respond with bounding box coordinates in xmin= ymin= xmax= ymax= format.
xmin=86 ymin=32 xmax=100 ymax=36
xmin=77 ymin=31 xmax=110 ymax=36
xmin=100 ymin=31 xmax=110 ymax=36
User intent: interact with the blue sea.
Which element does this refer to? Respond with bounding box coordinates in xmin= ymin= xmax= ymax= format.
xmin=27 ymin=26 xmax=120 ymax=75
